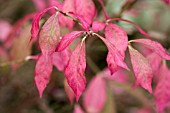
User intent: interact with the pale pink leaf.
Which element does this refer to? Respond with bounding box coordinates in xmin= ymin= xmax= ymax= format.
xmin=39 ymin=14 xmax=60 ymax=55
xmin=56 ymin=31 xmax=84 ymax=52
xmin=30 ymin=6 xmax=56 ymax=42
xmin=128 ymin=46 xmax=153 ymax=93
xmin=74 ymin=0 xmax=96 ymax=27
xmin=64 ymin=42 xmax=86 ymax=102
xmin=34 ymin=54 xmax=53 ymax=98
xmin=52 ymin=47 xmax=71 ymax=71
xmin=0 ymin=20 xmax=12 ymax=42
xmin=32 ymin=0 xmax=46 ymax=11
xmin=64 ymin=79 xmax=75 ymax=104
xmin=105 ymin=23 xmax=128 ymax=56
xmin=58 ymin=0 xmax=75 ymax=29
xmin=83 ymin=76 xmax=106 ymax=113
xmin=92 ymin=21 xmax=106 ymax=32
xmin=132 ymin=39 xmax=170 ymax=60
xmin=154 ymin=62 xmax=170 ymax=113
xmin=74 ymin=105 xmax=85 ymax=113
xmin=146 ymin=52 xmax=162 ymax=74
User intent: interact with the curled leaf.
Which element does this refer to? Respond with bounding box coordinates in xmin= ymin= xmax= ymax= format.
xmin=56 ymin=31 xmax=84 ymax=52
xmin=131 ymin=39 xmax=170 ymax=60
xmin=128 ymin=45 xmax=153 ymax=93
xmin=34 ymin=54 xmax=53 ymax=98
xmin=64 ymin=42 xmax=86 ymax=102
xmin=30 ymin=6 xmax=56 ymax=42
xmin=83 ymin=76 xmax=106 ymax=113
xmin=39 ymin=14 xmax=60 ymax=55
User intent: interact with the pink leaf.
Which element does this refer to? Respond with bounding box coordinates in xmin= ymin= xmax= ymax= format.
xmin=58 ymin=0 xmax=75 ymax=29
xmin=34 ymin=54 xmax=53 ymax=98
xmin=39 ymin=14 xmax=60 ymax=55
xmin=30 ymin=6 xmax=56 ymax=42
xmin=74 ymin=0 xmax=96 ymax=27
xmin=128 ymin=46 xmax=153 ymax=93
xmin=154 ymin=62 xmax=170 ymax=113
xmin=92 ymin=21 xmax=106 ymax=32
xmin=52 ymin=47 xmax=71 ymax=71
xmin=105 ymin=23 xmax=128 ymax=56
xmin=32 ymin=0 xmax=46 ymax=11
xmin=64 ymin=79 xmax=75 ymax=104
xmin=56 ymin=31 xmax=84 ymax=52
xmin=83 ymin=76 xmax=106 ymax=113
xmin=74 ymin=105 xmax=85 ymax=113
xmin=146 ymin=52 xmax=162 ymax=74
xmin=64 ymin=42 xmax=86 ymax=102
xmin=97 ymin=35 xmax=129 ymax=74
xmin=0 ymin=20 xmax=12 ymax=42
xmin=132 ymin=39 xmax=170 ymax=60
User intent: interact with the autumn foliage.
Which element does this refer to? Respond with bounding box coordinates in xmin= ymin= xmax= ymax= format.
xmin=0 ymin=0 xmax=170 ymax=113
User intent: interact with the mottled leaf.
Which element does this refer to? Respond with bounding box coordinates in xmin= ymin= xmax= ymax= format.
xmin=74 ymin=0 xmax=96 ymax=27
xmin=34 ymin=54 xmax=53 ymax=98
xmin=98 ymin=36 xmax=129 ymax=74
xmin=64 ymin=42 xmax=86 ymax=102
xmin=128 ymin=46 xmax=153 ymax=93
xmin=56 ymin=31 xmax=84 ymax=52
xmin=131 ymin=39 xmax=170 ymax=60
xmin=105 ymin=23 xmax=128 ymax=56
xmin=39 ymin=14 xmax=60 ymax=55
xmin=154 ymin=62 xmax=170 ymax=113
xmin=83 ymin=76 xmax=106 ymax=113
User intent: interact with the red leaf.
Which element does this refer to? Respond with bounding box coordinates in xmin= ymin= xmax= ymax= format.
xmin=64 ymin=79 xmax=75 ymax=104
xmin=64 ymin=42 xmax=86 ymax=102
xmin=154 ymin=62 xmax=170 ymax=113
xmin=74 ymin=0 xmax=96 ymax=27
xmin=58 ymin=0 xmax=75 ymax=29
xmin=83 ymin=76 xmax=106 ymax=113
xmin=30 ymin=6 xmax=56 ymax=42
xmin=105 ymin=23 xmax=128 ymax=56
xmin=34 ymin=54 xmax=53 ymax=98
xmin=39 ymin=14 xmax=60 ymax=55
xmin=92 ymin=21 xmax=106 ymax=32
xmin=56 ymin=31 xmax=84 ymax=52
xmin=162 ymin=0 xmax=170 ymax=4
xmin=128 ymin=46 xmax=153 ymax=93
xmin=52 ymin=47 xmax=71 ymax=71
xmin=74 ymin=105 xmax=85 ymax=113
xmin=132 ymin=39 xmax=170 ymax=60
